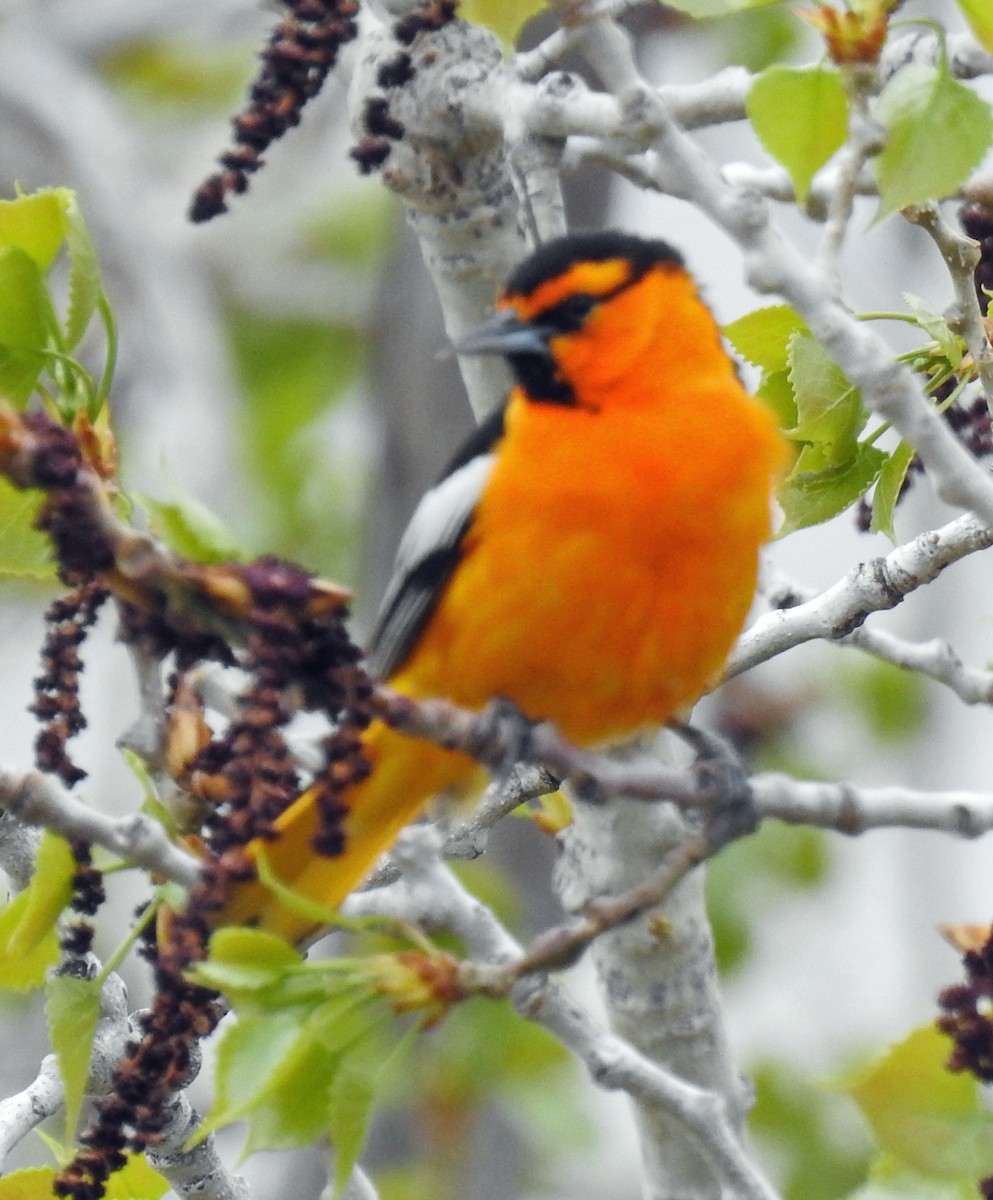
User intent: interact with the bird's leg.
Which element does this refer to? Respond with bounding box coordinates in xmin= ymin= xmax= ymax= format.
xmin=669 ymin=722 xmax=757 ymax=849
xmin=472 ymin=695 xmax=542 ymax=783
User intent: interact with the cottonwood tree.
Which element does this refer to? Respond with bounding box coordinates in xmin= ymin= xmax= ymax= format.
xmin=1 ymin=1 xmax=993 ymax=1199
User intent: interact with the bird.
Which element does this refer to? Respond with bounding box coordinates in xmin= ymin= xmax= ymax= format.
xmin=217 ymin=230 xmax=787 ymax=941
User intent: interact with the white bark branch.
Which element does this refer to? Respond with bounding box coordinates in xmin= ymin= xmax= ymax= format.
xmin=345 ymin=838 xmax=780 ymax=1200
xmin=0 ymin=767 xmax=202 ymax=889
xmin=728 ymin=513 xmax=993 ymax=676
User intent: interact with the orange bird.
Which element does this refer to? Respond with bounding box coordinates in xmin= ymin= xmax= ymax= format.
xmin=219 ymin=231 xmax=786 ymax=941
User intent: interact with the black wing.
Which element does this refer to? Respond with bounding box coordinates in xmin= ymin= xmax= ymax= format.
xmin=367 ymin=405 xmax=506 ymax=679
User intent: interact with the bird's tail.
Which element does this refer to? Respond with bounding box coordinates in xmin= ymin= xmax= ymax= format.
xmin=213 ymin=718 xmax=478 ymax=943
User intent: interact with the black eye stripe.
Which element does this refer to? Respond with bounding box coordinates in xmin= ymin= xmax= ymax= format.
xmin=542 ymin=292 xmax=599 ymax=332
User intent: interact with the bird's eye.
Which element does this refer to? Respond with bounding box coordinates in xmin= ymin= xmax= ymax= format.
xmin=546 ymin=292 xmax=599 ymax=333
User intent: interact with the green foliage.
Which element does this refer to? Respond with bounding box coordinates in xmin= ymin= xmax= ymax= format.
xmin=708 ymin=821 xmax=830 ymax=974
xmin=188 ymin=928 xmax=429 ymax=1196
xmin=0 ymin=890 xmax=60 ymax=991
xmin=955 ymin=0 xmax=993 ymax=51
xmin=137 ymin=485 xmax=252 ymax=565
xmin=46 ymin=974 xmax=102 ymax=1142
xmin=747 ymin=66 xmax=848 ymax=203
xmin=875 ymin=58 xmax=993 ymax=220
xmin=721 ymin=6 xmax=803 ymax=73
xmin=724 ymin=294 xmax=979 ymax=539
xmin=98 ymin=38 xmax=253 ymax=118
xmin=0 ymin=1158 xmax=169 ymax=1200
xmin=845 ymin=1025 xmax=993 ymax=1183
xmin=0 ymin=478 xmax=53 ymax=580
xmin=224 ymin=306 xmax=365 ymax=572
xmin=867 ymin=439 xmax=914 ymax=540
xmin=302 ymin=187 xmax=397 ymax=270
xmin=835 ymin=654 xmax=928 ymax=742
xmin=459 ymin=0 xmax=545 ymax=49
xmin=0 ymin=187 xmax=115 ymax=581
xmin=0 ymin=832 xmax=76 ymax=991
xmin=750 ymin=1059 xmax=872 ymax=1200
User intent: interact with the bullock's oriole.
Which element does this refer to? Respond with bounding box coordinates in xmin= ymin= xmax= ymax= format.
xmin=219 ymin=231 xmax=786 ymax=941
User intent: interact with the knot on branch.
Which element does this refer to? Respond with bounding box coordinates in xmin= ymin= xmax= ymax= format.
xmin=189 ymin=0 xmax=360 ymax=222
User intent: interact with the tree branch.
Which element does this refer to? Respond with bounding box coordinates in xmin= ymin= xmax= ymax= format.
xmin=0 ymin=767 xmax=202 ymax=888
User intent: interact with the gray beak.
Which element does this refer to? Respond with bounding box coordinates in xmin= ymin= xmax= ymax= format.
xmin=453 ymin=309 xmax=550 ymax=357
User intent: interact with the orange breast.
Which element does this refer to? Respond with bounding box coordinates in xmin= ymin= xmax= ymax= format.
xmin=391 ymin=371 xmax=785 ymax=747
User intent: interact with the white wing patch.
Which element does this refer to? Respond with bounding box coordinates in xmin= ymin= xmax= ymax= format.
xmin=367 ymin=452 xmax=496 ymax=679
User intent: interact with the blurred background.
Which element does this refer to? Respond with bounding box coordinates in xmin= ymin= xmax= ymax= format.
xmin=0 ymin=0 xmax=992 ymax=1197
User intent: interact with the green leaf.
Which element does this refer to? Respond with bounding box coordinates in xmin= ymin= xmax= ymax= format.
xmin=0 ymin=889 xmax=60 ymax=990
xmin=835 ymin=654 xmax=927 ymax=743
xmin=902 ymin=294 xmax=963 ymax=370
xmin=104 ymin=1154 xmax=171 ymax=1200
xmin=0 ymin=1168 xmax=61 ymax=1200
xmin=327 ymin=1024 xmax=415 ymax=1198
xmin=0 ymin=247 xmax=52 ymax=405
xmin=777 ymin=441 xmax=887 ymax=535
xmin=98 ymin=38 xmax=252 ymax=117
xmin=47 ymin=973 xmax=102 ymax=1140
xmin=750 ymin=1059 xmax=871 ymax=1200
xmin=875 ymin=62 xmax=993 ymax=220
xmin=302 ymin=187 xmax=396 ymax=269
xmin=198 ymin=1008 xmax=314 ymax=1137
xmin=847 ymin=1024 xmax=993 ymax=1179
xmin=849 ymin=1160 xmax=979 ymax=1200
xmin=661 ymin=0 xmax=784 ymax=16
xmin=787 ymin=333 xmax=863 ymax=448
xmin=747 ymin=65 xmax=848 ymax=202
xmin=61 ymin=191 xmax=104 ymax=352
xmin=0 ymin=477 xmax=56 ymax=579
xmin=869 ymin=440 xmax=916 ymax=541
xmin=8 ymin=831 xmax=76 ymax=955
xmin=724 ymin=304 xmax=808 ymax=373
xmin=120 ymin=747 xmax=174 ymax=834
xmin=225 ymin=307 xmax=365 ymax=567
xmin=955 ymin=0 xmax=993 ymax=53
xmin=138 ymin=485 xmax=251 ymax=565
xmin=241 ymin=1004 xmax=384 ymax=1155
xmin=458 ymin=0 xmax=544 ymax=48
xmin=756 ymin=368 xmax=799 ymax=430
xmin=0 ymin=189 xmax=70 ymax=270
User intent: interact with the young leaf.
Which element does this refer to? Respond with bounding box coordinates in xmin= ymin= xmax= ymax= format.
xmin=0 ymin=477 xmax=56 ymax=579
xmin=746 ymin=65 xmax=848 ymax=202
xmin=0 ymin=889 xmax=60 ymax=990
xmin=847 ymin=1024 xmax=993 ymax=1179
xmin=0 ymin=189 xmax=69 ymax=270
xmin=902 ymin=294 xmax=963 ymax=370
xmin=724 ymin=304 xmax=809 ymax=373
xmin=103 ymin=1154 xmax=170 ymax=1200
xmin=0 ymin=247 xmax=51 ymax=405
xmin=777 ymin=441 xmax=887 ymax=535
xmin=756 ymin=368 xmax=799 ymax=431
xmin=0 ymin=1167 xmax=61 ymax=1200
xmin=61 ymin=191 xmax=105 ymax=353
xmin=875 ymin=62 xmax=993 ymax=220
xmin=787 ymin=333 xmax=863 ymax=448
xmin=327 ymin=1025 xmax=416 ymax=1199
xmin=240 ymin=1003 xmax=384 ymax=1155
xmin=869 ymin=440 xmax=916 ymax=541
xmin=197 ymin=1007 xmax=314 ymax=1138
xmin=955 ymin=0 xmax=993 ymax=52
xmin=848 ymin=1162 xmax=978 ymax=1199
xmin=458 ymin=0 xmax=543 ymax=48
xmin=138 ymin=485 xmax=251 ymax=565
xmin=7 ymin=831 xmax=76 ymax=955
xmin=46 ymin=973 xmax=102 ymax=1140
